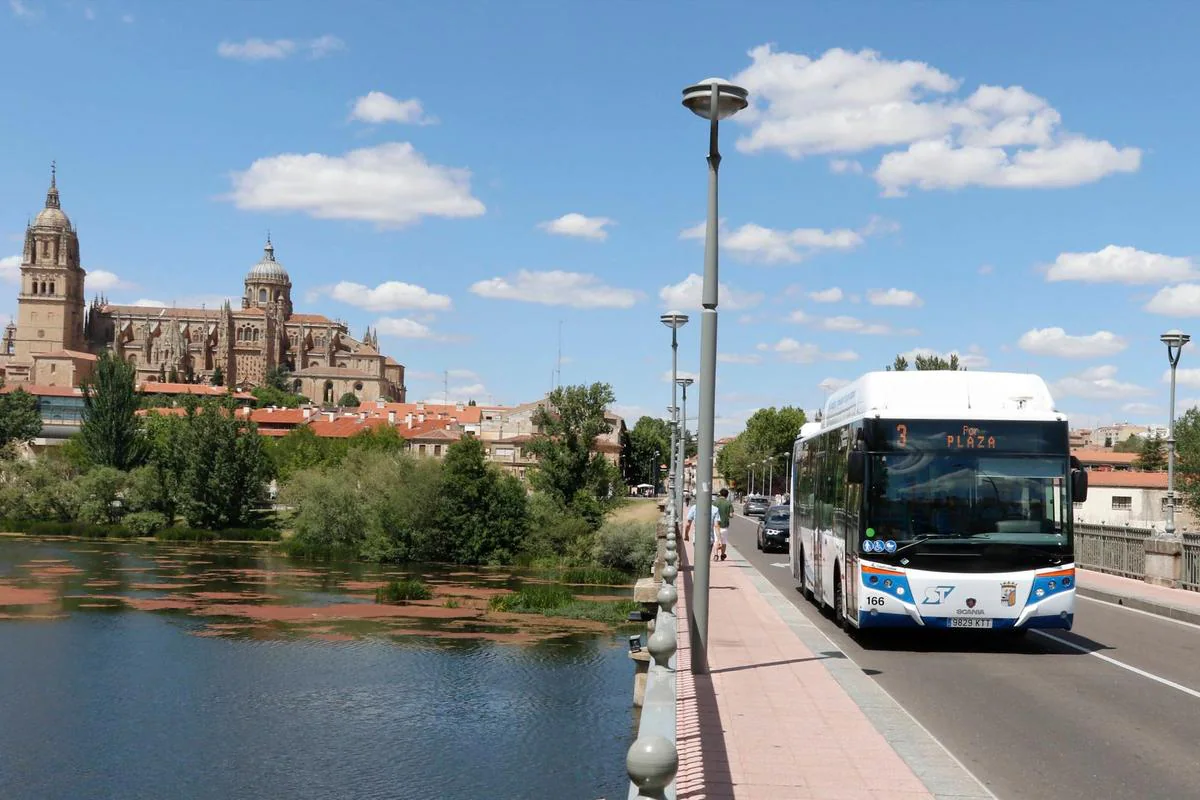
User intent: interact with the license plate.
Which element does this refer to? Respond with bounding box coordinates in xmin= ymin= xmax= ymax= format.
xmin=949 ymin=617 xmax=993 ymax=629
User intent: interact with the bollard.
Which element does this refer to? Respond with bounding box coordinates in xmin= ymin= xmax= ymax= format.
xmin=626 ymin=735 xmax=678 ymax=800
xmin=661 ymin=563 xmax=678 ymax=585
xmin=647 ymin=625 xmax=676 ymax=668
xmin=657 ymin=582 xmax=678 ymax=614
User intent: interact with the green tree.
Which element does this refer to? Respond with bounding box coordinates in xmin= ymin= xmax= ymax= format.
xmin=435 ymin=436 xmax=529 ymax=564
xmin=887 ymin=354 xmax=910 ymax=371
xmin=1175 ymin=408 xmax=1200 ymax=513
xmin=178 ymin=401 xmax=272 ymax=529
xmin=74 ymin=466 xmax=129 ymax=525
xmin=1113 ymin=436 xmax=1143 ymax=454
xmin=338 ymin=392 xmax=360 ymax=408
xmin=628 ymin=416 xmax=671 ymax=487
xmin=80 ymin=350 xmax=147 ymax=470
xmin=888 ymin=352 xmax=962 ymax=371
xmin=264 ymin=366 xmax=291 ymax=392
xmin=1134 ymin=434 xmax=1167 ymax=471
xmin=210 ymin=366 xmax=224 ymax=386
xmin=0 ymin=381 xmax=42 ymax=450
xmin=526 ymin=383 xmax=624 ymax=524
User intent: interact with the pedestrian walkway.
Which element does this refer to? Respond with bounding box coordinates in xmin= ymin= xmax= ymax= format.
xmin=1077 ymin=568 xmax=1200 ymax=625
xmin=673 ymin=538 xmax=992 ymax=800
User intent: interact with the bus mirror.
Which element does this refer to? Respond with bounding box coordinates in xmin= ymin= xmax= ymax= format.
xmin=847 ymin=450 xmax=865 ymax=484
xmin=1071 ymin=469 xmax=1088 ymax=503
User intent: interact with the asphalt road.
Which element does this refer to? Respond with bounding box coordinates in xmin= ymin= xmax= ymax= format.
xmin=729 ymin=513 xmax=1200 ymax=800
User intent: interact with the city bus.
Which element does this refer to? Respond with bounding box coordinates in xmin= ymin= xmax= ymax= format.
xmin=790 ymin=370 xmax=1086 ymax=633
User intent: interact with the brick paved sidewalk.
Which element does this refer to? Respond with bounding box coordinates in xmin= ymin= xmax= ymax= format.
xmin=673 ymin=539 xmax=936 ymax=800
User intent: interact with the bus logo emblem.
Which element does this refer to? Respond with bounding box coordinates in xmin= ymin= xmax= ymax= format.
xmin=965 ymin=598 xmax=976 ymax=609
xmin=1001 ymin=582 xmax=1017 ymax=607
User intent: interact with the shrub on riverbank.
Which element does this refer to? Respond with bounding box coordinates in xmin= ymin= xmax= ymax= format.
xmin=488 ymin=584 xmax=639 ymax=626
xmin=376 ymin=578 xmax=432 ymax=603
xmin=593 ymin=520 xmax=657 ymax=575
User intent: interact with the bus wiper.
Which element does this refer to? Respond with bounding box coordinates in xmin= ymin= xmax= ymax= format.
xmin=892 ymin=535 xmax=962 ymax=555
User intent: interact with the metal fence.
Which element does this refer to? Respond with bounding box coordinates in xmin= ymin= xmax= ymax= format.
xmin=1074 ymin=523 xmax=1153 ymax=579
xmin=1183 ymin=534 xmax=1200 ymax=592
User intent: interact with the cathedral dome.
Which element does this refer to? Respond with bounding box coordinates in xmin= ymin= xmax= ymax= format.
xmin=33 ymin=169 xmax=71 ymax=230
xmin=246 ymin=238 xmax=290 ymax=283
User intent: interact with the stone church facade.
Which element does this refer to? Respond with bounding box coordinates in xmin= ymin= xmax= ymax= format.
xmin=0 ymin=172 xmax=406 ymax=404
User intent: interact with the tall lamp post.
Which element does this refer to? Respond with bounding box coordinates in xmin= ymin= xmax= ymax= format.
xmin=677 ymin=377 xmax=695 ymax=509
xmin=661 ymin=312 xmax=690 ymax=537
xmin=681 ymin=76 xmax=748 ymax=674
xmin=1162 ymin=330 xmax=1191 ymax=537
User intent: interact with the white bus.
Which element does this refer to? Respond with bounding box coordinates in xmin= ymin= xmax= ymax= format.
xmin=790 ymin=370 xmax=1086 ymax=633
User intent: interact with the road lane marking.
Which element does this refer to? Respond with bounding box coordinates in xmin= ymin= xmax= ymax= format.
xmin=1078 ymin=594 xmax=1200 ymax=633
xmin=1033 ymin=630 xmax=1200 ymax=700
xmin=769 ymin=561 xmax=789 ymax=569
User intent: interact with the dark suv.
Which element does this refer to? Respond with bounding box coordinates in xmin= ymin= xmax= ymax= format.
xmin=756 ymin=505 xmax=791 ymax=552
xmin=743 ymin=495 xmax=770 ymax=517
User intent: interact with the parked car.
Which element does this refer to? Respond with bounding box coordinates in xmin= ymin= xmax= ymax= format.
xmin=743 ymin=495 xmax=770 ymax=517
xmin=756 ymin=505 xmax=791 ymax=552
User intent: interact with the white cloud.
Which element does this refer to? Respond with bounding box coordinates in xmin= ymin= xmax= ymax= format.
xmin=537 ymin=213 xmax=614 ymax=241
xmin=758 ymin=338 xmax=859 ymax=364
xmin=471 ymin=270 xmax=640 ymax=309
xmin=9 ymin=0 xmax=35 ymax=18
xmin=900 ymin=347 xmax=990 ymax=369
xmin=1164 ymin=368 xmax=1200 ymax=390
xmin=978 ymin=264 xmax=994 ymax=275
xmin=867 ymin=288 xmax=922 ymax=307
xmin=132 ymin=298 xmax=166 ymax=307
xmin=1053 ymin=365 xmax=1149 ymax=400
xmin=227 ymin=142 xmax=485 ymax=228
xmin=791 ymin=309 xmax=916 ymax=336
xmin=718 ymin=353 xmax=763 ymax=365
xmin=732 ymin=45 xmax=1140 ymax=195
xmin=0 ymin=255 xmax=19 ymax=283
xmin=120 ymin=12 xmax=133 ymax=23
xmin=1046 ymin=245 xmax=1196 ymax=284
xmin=829 ymin=159 xmax=863 ymax=174
xmin=349 ymin=91 xmax=434 ymax=125
xmin=83 ymin=7 xmax=95 ymax=20
xmin=681 ymin=219 xmax=864 ymax=264
xmin=324 ymin=280 xmax=451 ymax=312
xmin=1017 ymin=327 xmax=1127 ymax=358
xmin=659 ymin=273 xmax=763 ymax=312
xmin=1121 ymin=402 xmax=1162 ymax=417
xmin=1145 ymin=284 xmax=1200 ymax=317
xmin=818 ymin=377 xmax=851 ymax=393
xmin=808 ymin=287 xmax=843 ymax=303
xmin=422 ymin=383 xmax=486 ymax=404
xmin=376 ymin=317 xmax=436 ymax=339
xmin=85 ymin=270 xmax=130 ymax=292
xmin=217 ymin=35 xmax=343 ymax=61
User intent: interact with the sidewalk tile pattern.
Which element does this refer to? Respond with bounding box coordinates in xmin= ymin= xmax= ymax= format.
xmin=673 ymin=539 xmax=935 ymax=800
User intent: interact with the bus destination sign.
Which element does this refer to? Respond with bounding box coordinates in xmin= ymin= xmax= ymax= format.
xmin=876 ymin=420 xmax=1066 ymax=454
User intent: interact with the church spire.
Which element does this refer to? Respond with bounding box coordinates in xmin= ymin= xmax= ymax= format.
xmin=45 ymin=161 xmax=60 ymax=210
xmin=264 ymin=231 xmax=275 ymax=261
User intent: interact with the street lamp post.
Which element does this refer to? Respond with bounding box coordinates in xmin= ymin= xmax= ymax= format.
xmin=661 ymin=313 xmax=690 ymax=538
xmin=677 ymin=377 xmax=695 ymax=510
xmin=1162 ymin=330 xmax=1191 ymax=537
xmin=681 ymin=76 xmax=748 ymax=674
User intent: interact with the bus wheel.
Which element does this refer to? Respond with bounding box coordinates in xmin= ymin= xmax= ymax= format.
xmin=833 ymin=569 xmax=847 ymax=630
xmin=799 ymin=548 xmax=813 ymax=601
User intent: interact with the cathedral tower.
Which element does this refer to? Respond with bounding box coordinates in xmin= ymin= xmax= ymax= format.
xmin=12 ymin=165 xmax=86 ymax=367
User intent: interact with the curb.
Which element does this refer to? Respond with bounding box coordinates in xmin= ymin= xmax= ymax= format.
xmin=1077 ymin=585 xmax=1200 ymax=627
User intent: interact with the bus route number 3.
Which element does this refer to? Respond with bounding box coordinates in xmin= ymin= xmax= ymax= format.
xmin=895 ymin=424 xmax=907 ymax=447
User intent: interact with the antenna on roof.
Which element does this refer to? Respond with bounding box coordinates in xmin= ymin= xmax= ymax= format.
xmin=555 ymin=320 xmax=563 ymax=390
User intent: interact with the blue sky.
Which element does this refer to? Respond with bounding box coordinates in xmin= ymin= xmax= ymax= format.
xmin=3 ymin=1 xmax=1200 ymax=434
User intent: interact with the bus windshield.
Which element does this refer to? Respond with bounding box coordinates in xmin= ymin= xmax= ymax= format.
xmin=868 ymin=453 xmax=1069 ymax=546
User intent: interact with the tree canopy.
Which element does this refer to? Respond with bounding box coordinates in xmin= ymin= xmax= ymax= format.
xmin=887 ymin=353 xmax=963 ymax=371
xmin=628 ymin=416 xmax=671 ymax=487
xmin=80 ymin=350 xmax=148 ymax=470
xmin=1134 ymin=434 xmax=1167 ymax=471
xmin=0 ymin=381 xmax=42 ymax=450
xmin=715 ymin=406 xmax=806 ymax=495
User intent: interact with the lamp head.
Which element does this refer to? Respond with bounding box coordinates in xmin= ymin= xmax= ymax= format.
xmin=681 ymin=78 xmax=749 ymax=121
xmin=660 ymin=311 xmax=689 ymax=329
xmin=676 ymin=377 xmax=695 ymax=388
xmin=1162 ymin=329 xmax=1191 ymax=367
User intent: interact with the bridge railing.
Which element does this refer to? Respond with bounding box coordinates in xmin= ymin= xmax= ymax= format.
xmin=1074 ymin=523 xmax=1152 ymax=579
xmin=625 ymin=525 xmax=679 ymax=800
xmin=1183 ymin=534 xmax=1200 ymax=592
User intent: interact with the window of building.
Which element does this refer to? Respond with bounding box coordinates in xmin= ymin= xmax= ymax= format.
xmin=49 ymin=282 xmax=54 ymax=295
xmin=259 ymin=289 xmax=267 ymax=303
xmin=354 ymin=382 xmax=363 ymax=391
xmin=434 ymin=445 xmax=442 ymax=456
xmin=1112 ymin=496 xmax=1132 ymax=511
xmin=418 ymin=444 xmax=427 ymax=456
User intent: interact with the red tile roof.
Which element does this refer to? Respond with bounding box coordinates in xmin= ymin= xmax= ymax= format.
xmin=0 ymin=383 xmax=82 ymax=398
xmin=1086 ymin=470 xmax=1168 ymax=489
xmin=136 ymin=382 xmax=254 ymax=400
xmin=1072 ymin=449 xmax=1140 ymax=465
xmin=307 ymin=414 xmax=390 ymax=438
xmin=248 ymin=407 xmax=312 ymax=425
xmin=33 ymin=349 xmax=97 ymax=361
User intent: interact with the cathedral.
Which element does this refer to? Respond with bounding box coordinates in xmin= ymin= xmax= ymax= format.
xmin=0 ymin=171 xmax=407 ymax=404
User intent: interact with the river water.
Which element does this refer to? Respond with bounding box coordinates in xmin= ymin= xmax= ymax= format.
xmin=0 ymin=537 xmax=636 ymax=799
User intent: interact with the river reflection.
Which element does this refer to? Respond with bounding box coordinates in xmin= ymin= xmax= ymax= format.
xmin=0 ymin=537 xmax=637 ymax=799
